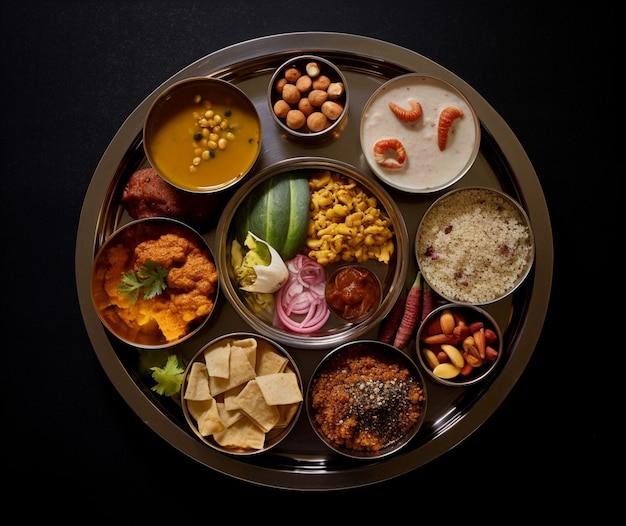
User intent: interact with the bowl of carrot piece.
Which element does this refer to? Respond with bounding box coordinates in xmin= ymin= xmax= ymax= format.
xmin=414 ymin=303 xmax=503 ymax=387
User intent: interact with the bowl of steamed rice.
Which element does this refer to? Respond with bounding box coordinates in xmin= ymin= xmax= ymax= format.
xmin=415 ymin=186 xmax=534 ymax=305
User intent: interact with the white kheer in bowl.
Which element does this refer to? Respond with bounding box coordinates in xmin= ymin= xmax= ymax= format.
xmin=360 ymin=73 xmax=480 ymax=193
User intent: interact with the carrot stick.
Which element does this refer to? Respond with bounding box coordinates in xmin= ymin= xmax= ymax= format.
xmin=378 ymin=292 xmax=406 ymax=344
xmin=393 ymin=271 xmax=422 ymax=349
xmin=421 ymin=278 xmax=436 ymax=322
xmin=420 ymin=333 xmax=462 ymax=345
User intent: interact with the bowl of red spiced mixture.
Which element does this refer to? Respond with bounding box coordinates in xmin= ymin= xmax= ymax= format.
xmin=90 ymin=217 xmax=219 ymax=349
xmin=325 ymin=265 xmax=382 ymax=323
xmin=306 ymin=340 xmax=426 ymax=459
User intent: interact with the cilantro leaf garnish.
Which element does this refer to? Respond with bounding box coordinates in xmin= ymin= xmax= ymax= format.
xmin=117 ymin=259 xmax=169 ymax=303
xmin=150 ymin=354 xmax=185 ymax=397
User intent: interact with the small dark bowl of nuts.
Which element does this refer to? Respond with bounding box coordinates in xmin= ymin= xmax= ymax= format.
xmin=415 ymin=303 xmax=503 ymax=387
xmin=268 ymin=55 xmax=349 ymax=143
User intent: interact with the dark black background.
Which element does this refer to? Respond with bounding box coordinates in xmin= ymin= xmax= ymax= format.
xmin=3 ymin=0 xmax=610 ymax=516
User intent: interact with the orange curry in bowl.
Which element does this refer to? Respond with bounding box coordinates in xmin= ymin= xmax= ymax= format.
xmin=91 ymin=218 xmax=219 ymax=348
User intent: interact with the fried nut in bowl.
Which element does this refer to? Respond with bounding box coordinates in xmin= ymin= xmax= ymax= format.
xmin=415 ymin=303 xmax=503 ymax=387
xmin=306 ymin=340 xmax=427 ymax=460
xmin=360 ymin=73 xmax=480 ymax=193
xmin=143 ymin=76 xmax=262 ymax=193
xmin=215 ymin=156 xmax=409 ymax=350
xmin=90 ymin=217 xmax=219 ymax=349
xmin=268 ymin=54 xmax=349 ymax=143
xmin=415 ymin=186 xmax=535 ymax=305
xmin=181 ymin=332 xmax=303 ymax=456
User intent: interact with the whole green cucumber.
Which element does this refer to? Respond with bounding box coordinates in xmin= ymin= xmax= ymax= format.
xmin=234 ymin=172 xmax=310 ymax=260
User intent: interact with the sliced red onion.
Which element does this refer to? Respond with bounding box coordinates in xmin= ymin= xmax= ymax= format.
xmin=274 ymin=255 xmax=330 ymax=333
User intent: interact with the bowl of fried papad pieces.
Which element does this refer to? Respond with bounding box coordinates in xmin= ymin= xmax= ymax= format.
xmin=180 ymin=332 xmax=303 ymax=455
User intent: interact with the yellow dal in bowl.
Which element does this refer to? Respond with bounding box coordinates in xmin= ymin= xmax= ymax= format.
xmin=144 ymin=78 xmax=261 ymax=192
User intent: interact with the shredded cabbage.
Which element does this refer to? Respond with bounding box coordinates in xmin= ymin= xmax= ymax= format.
xmin=232 ymin=232 xmax=289 ymax=293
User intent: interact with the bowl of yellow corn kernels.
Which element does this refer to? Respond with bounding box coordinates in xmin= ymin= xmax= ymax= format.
xmin=143 ymin=77 xmax=262 ymax=193
xmin=415 ymin=303 xmax=503 ymax=387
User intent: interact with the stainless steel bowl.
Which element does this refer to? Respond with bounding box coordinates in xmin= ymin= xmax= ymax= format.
xmin=215 ymin=157 xmax=409 ymax=349
xmin=360 ymin=73 xmax=480 ymax=193
xmin=306 ymin=340 xmax=427 ymax=459
xmin=180 ymin=332 xmax=303 ymax=456
xmin=415 ymin=303 xmax=503 ymax=387
xmin=415 ymin=186 xmax=535 ymax=305
xmin=267 ymin=55 xmax=349 ymax=144
xmin=324 ymin=264 xmax=382 ymax=324
xmin=90 ymin=217 xmax=219 ymax=349
xmin=143 ymin=76 xmax=262 ymax=193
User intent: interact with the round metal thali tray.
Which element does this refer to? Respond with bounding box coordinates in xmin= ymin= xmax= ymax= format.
xmin=75 ymin=32 xmax=553 ymax=491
